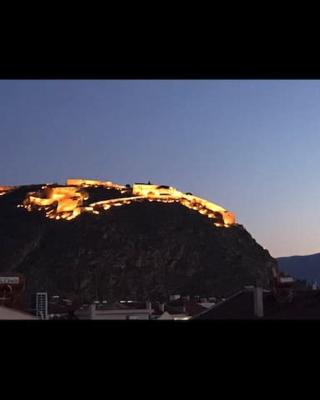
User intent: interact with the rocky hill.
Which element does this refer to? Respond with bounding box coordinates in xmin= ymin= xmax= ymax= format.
xmin=0 ymin=183 xmax=277 ymax=303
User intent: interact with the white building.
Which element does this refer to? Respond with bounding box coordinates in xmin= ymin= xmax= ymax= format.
xmin=75 ymin=302 xmax=153 ymax=320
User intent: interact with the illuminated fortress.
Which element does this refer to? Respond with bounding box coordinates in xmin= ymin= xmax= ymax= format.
xmin=13 ymin=179 xmax=236 ymax=227
xmin=0 ymin=186 xmax=16 ymax=196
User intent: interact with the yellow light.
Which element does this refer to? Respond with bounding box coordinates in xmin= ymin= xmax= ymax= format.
xmin=20 ymin=179 xmax=236 ymax=226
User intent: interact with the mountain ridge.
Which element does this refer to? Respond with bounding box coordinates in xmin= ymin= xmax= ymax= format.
xmin=277 ymin=252 xmax=320 ymax=283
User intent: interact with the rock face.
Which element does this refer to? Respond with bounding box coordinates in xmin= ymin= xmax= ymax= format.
xmin=0 ymin=184 xmax=277 ymax=303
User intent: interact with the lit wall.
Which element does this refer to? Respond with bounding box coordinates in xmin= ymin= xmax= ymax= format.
xmin=20 ymin=179 xmax=236 ymax=226
xmin=0 ymin=186 xmax=16 ymax=196
xmin=66 ymin=178 xmax=125 ymax=190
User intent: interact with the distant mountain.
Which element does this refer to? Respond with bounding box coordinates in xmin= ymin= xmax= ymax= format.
xmin=277 ymin=253 xmax=320 ymax=283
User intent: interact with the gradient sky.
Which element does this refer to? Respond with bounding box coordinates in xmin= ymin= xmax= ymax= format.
xmin=1 ymin=80 xmax=320 ymax=258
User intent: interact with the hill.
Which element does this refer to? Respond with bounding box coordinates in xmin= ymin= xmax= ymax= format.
xmin=0 ymin=181 xmax=277 ymax=303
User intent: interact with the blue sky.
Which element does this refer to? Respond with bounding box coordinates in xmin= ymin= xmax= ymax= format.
xmin=0 ymin=80 xmax=320 ymax=257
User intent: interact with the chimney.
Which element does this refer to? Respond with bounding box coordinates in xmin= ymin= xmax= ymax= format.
xmin=159 ymin=303 xmax=165 ymax=313
xmin=253 ymin=287 xmax=264 ymax=318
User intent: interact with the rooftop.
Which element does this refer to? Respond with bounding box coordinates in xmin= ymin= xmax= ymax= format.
xmin=0 ymin=306 xmax=35 ymax=320
xmin=193 ymin=289 xmax=320 ymax=320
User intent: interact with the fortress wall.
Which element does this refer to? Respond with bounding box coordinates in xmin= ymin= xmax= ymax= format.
xmin=27 ymin=195 xmax=55 ymax=207
xmin=222 ymin=211 xmax=236 ymax=225
xmin=0 ymin=186 xmax=16 ymax=195
xmin=183 ymin=194 xmax=226 ymax=213
xmin=66 ymin=178 xmax=125 ymax=190
xmin=66 ymin=179 xmax=111 ymax=187
xmin=45 ymin=186 xmax=80 ymax=200
xmin=56 ymin=198 xmax=82 ymax=213
xmin=22 ymin=185 xmax=87 ymax=220
xmin=20 ymin=180 xmax=236 ymax=225
xmin=132 ymin=184 xmax=183 ymax=198
xmin=132 ymin=184 xmax=160 ymax=196
xmin=0 ymin=186 xmax=15 ymax=191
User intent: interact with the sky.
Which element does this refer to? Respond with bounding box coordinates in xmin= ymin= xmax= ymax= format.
xmin=0 ymin=79 xmax=320 ymax=258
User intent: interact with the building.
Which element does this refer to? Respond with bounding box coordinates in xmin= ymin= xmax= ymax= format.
xmin=154 ymin=298 xmax=210 ymax=320
xmin=156 ymin=311 xmax=190 ymax=320
xmin=74 ymin=297 xmax=215 ymax=320
xmin=48 ymin=296 xmax=77 ymax=319
xmin=22 ymin=185 xmax=87 ymax=220
xmin=132 ymin=183 xmax=183 ymax=198
xmin=75 ymin=301 xmax=154 ymax=320
xmin=192 ymin=286 xmax=320 ymax=319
